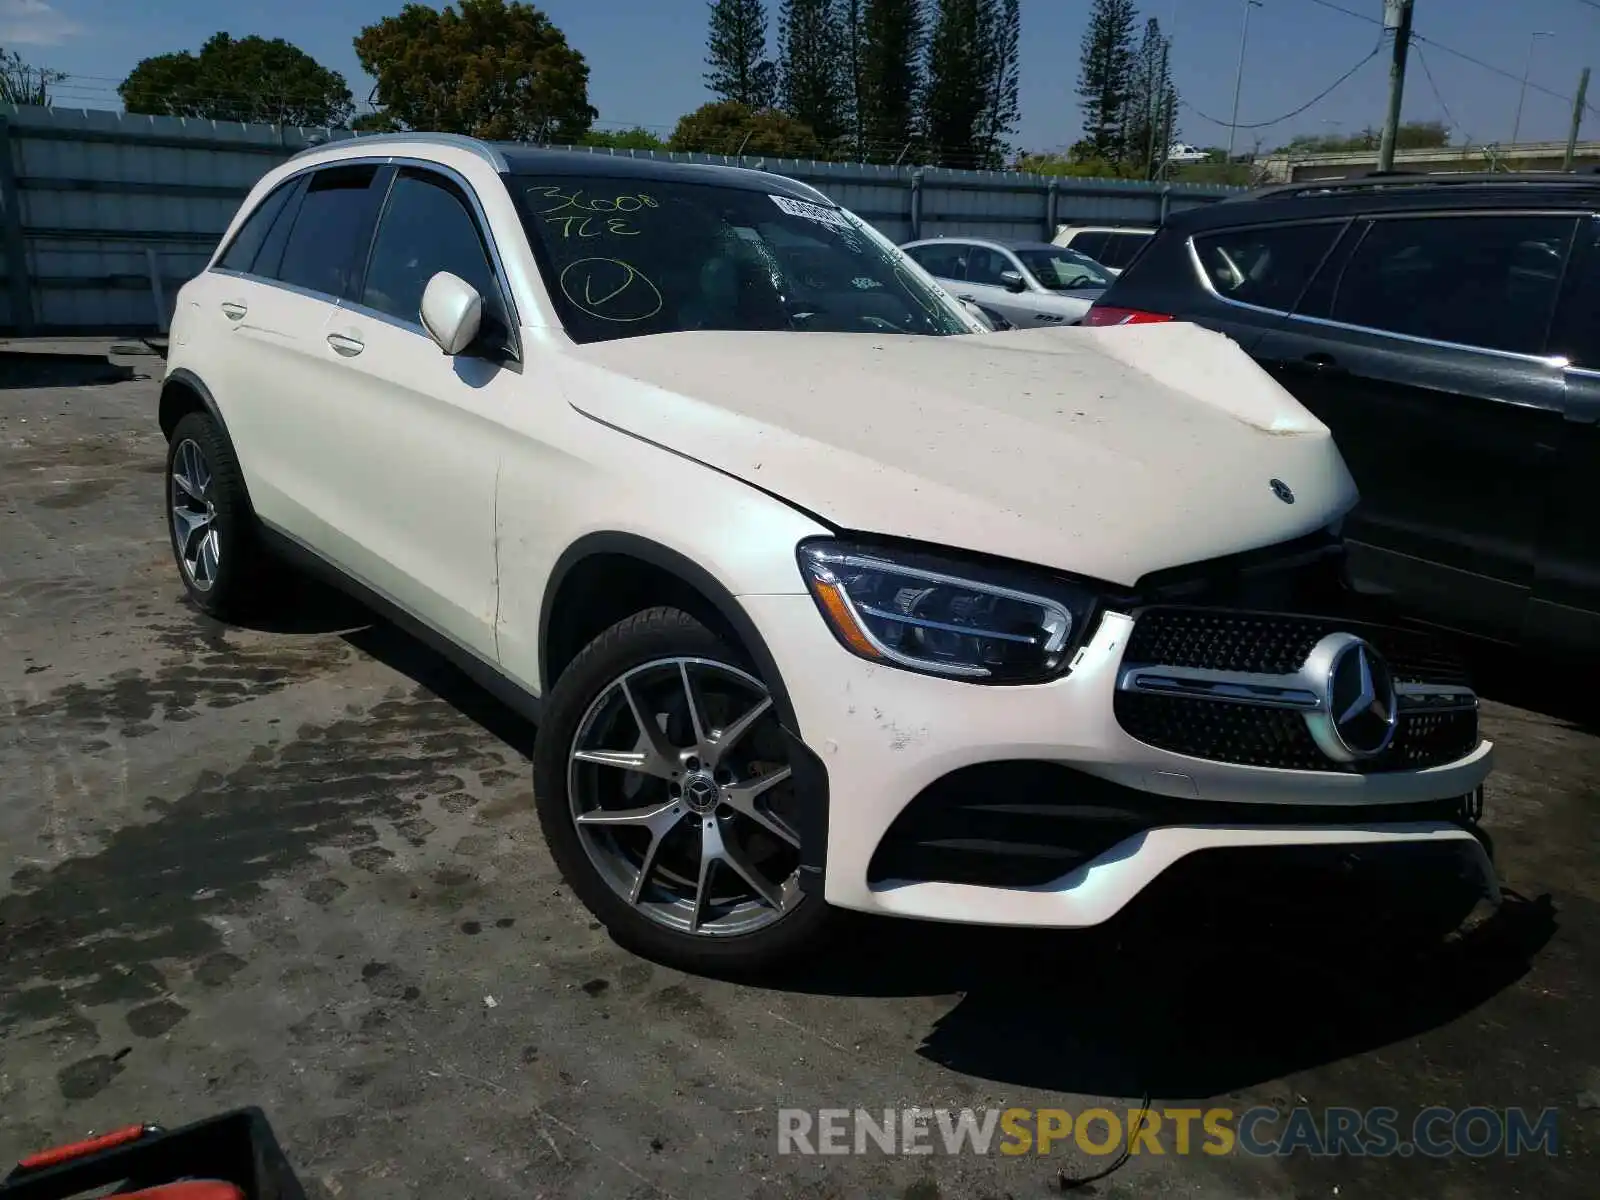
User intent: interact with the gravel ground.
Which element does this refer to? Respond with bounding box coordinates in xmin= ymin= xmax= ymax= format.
xmin=1 ymin=347 xmax=1595 ymax=1198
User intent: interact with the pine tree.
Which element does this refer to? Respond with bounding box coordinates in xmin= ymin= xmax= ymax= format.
xmin=706 ymin=0 xmax=776 ymax=109
xmin=923 ymin=0 xmax=987 ymax=168
xmin=778 ymin=0 xmax=848 ymax=146
xmin=858 ymin=0 xmax=923 ymax=163
xmin=1125 ymin=18 xmax=1178 ymax=177
xmin=976 ymin=0 xmax=1020 ymax=169
xmin=840 ymin=0 xmax=864 ymax=158
xmin=1075 ymin=0 xmax=1137 ymax=164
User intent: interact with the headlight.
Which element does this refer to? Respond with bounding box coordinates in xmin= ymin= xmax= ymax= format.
xmin=797 ymin=540 xmax=1098 ymax=683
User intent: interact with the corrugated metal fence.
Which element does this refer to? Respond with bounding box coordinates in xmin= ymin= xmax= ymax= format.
xmin=0 ymin=104 xmax=1242 ymax=335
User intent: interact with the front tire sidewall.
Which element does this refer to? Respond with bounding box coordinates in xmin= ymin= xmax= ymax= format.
xmin=533 ymin=608 xmax=830 ymax=974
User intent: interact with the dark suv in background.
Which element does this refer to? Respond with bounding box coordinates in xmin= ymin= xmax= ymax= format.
xmin=1087 ymin=174 xmax=1600 ymax=655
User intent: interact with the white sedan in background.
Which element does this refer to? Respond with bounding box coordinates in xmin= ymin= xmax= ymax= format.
xmin=900 ymin=237 xmax=1113 ymax=329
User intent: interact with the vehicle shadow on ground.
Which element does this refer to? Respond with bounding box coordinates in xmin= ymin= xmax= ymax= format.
xmin=0 ymin=351 xmax=140 ymax=389
xmin=763 ymin=885 xmax=1556 ymax=1099
xmin=1466 ymin=642 xmax=1600 ymax=733
xmin=236 ymin=573 xmax=541 ymax=757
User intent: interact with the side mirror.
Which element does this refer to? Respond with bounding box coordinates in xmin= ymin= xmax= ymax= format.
xmin=1000 ymin=269 xmax=1027 ymax=293
xmin=420 ymin=271 xmax=483 ymax=356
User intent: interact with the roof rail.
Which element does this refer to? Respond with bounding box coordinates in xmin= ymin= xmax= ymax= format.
xmin=1239 ymin=170 xmax=1600 ymax=201
xmin=289 ymin=131 xmax=509 ymax=171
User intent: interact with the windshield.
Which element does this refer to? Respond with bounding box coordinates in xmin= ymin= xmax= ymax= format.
xmin=514 ymin=176 xmax=971 ymax=344
xmin=1014 ymin=247 xmax=1112 ymax=291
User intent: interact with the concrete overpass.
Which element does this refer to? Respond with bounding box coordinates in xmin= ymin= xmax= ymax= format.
xmin=1256 ymin=140 xmax=1600 ymax=183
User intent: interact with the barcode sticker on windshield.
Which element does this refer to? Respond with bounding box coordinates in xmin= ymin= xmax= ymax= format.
xmin=770 ymin=194 xmax=852 ymax=230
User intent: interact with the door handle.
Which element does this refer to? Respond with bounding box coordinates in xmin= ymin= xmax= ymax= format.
xmin=326 ymin=332 xmax=364 ymax=357
xmin=220 ymin=301 xmax=247 ymax=321
xmin=957 ymin=293 xmax=975 ymax=301
xmin=1301 ymin=352 xmax=1346 ymax=375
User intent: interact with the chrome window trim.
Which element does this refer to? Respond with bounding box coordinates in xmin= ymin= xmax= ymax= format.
xmin=206 ymin=267 xmax=345 ymax=310
xmin=1279 ymin=310 xmax=1570 ymax=369
xmin=206 ymin=155 xmax=524 ymax=344
xmin=1186 ymin=210 xmax=1580 ymax=368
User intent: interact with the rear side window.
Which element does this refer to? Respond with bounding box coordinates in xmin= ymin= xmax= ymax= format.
xmin=274 ymin=164 xmax=383 ymax=298
xmin=907 ymin=243 xmax=966 ymax=279
xmin=361 ymin=169 xmax=498 ymax=326
xmin=1193 ymin=222 xmax=1341 ymax=313
xmin=1067 ymin=230 xmax=1109 ymax=261
xmin=218 ymin=181 xmax=296 ymax=273
xmin=1098 ymin=231 xmax=1150 ymax=269
xmin=1331 ymin=214 xmax=1575 ymax=356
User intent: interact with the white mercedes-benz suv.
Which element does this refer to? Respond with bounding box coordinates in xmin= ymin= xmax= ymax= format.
xmin=160 ymin=133 xmax=1496 ymax=971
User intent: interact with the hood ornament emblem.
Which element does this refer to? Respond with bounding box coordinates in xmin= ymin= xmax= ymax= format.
xmin=1270 ymin=478 xmax=1295 ymax=504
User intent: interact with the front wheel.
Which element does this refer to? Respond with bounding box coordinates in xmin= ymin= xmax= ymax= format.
xmin=533 ymin=607 xmax=831 ymax=973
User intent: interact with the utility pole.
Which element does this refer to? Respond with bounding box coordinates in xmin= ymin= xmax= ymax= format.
xmin=1511 ymin=30 xmax=1555 ymax=149
xmin=1377 ymin=0 xmax=1414 ymax=173
xmin=1226 ymin=0 xmax=1263 ymax=163
xmin=1565 ymin=67 xmax=1591 ymax=172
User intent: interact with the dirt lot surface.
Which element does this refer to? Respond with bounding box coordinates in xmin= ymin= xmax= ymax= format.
xmin=1 ymin=348 xmax=1596 ymax=1198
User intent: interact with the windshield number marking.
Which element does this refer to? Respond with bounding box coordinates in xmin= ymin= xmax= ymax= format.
xmin=546 ymin=215 xmax=640 ymax=239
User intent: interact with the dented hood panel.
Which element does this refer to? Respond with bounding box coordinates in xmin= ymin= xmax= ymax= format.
xmin=560 ymin=322 xmax=1358 ymax=585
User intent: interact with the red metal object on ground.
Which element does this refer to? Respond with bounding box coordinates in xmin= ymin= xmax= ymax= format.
xmin=1 ymin=1109 xmax=302 ymax=1200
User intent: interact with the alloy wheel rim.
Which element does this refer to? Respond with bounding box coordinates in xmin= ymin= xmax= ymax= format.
xmin=567 ymin=656 xmax=802 ymax=937
xmin=170 ymin=438 xmax=220 ymax=591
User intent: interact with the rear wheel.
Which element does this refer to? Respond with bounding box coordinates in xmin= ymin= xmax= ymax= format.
xmin=533 ymin=607 xmax=831 ymax=973
xmin=165 ymin=410 xmax=268 ymax=619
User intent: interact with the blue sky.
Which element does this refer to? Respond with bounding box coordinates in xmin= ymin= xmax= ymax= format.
xmin=3 ymin=0 xmax=1599 ymax=152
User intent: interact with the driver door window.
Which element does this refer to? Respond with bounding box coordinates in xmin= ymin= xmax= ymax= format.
xmin=360 ymin=168 xmax=502 ymax=329
xmin=964 ymin=248 xmax=1015 ymax=286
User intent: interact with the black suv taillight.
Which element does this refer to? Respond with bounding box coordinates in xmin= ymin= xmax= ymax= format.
xmin=1082 ymin=305 xmax=1174 ymax=327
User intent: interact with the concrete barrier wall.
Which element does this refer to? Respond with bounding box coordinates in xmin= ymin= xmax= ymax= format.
xmin=0 ymin=104 xmax=1242 ymax=334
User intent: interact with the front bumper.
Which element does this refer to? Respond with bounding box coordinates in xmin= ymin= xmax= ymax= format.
xmin=741 ymin=597 xmax=1497 ymax=927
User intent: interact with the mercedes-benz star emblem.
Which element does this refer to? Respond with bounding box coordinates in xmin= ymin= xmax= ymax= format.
xmin=1305 ymin=634 xmax=1399 ymax=762
xmin=1270 ymin=478 xmax=1295 ymax=504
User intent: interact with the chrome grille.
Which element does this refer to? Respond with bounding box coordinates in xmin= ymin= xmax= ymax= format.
xmin=1114 ymin=607 xmax=1480 ymax=773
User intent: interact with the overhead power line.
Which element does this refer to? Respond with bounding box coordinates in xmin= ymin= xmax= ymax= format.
xmin=1410 ymin=41 xmax=1460 ymax=132
xmin=1184 ymin=37 xmax=1384 ymax=131
xmin=1298 ymin=0 xmax=1600 ymax=118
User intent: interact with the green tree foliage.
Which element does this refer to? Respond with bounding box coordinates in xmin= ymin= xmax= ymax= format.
xmin=924 ymin=0 xmax=1018 ymax=169
xmin=777 ymin=0 xmax=847 ymax=147
xmin=976 ymin=0 xmax=1020 ymax=169
xmin=1075 ymin=0 xmax=1137 ymax=164
xmin=857 ymin=0 xmax=923 ymax=163
xmin=705 ymin=0 xmax=777 ymax=108
xmin=0 ymin=46 xmax=65 ymax=106
xmin=668 ymin=99 xmax=821 ymax=157
xmin=1281 ymin=120 xmax=1450 ymax=155
xmin=350 ymin=110 xmax=402 ymax=133
xmin=840 ymin=0 xmax=864 ymax=156
xmin=582 ymin=126 xmax=668 ymax=150
xmin=354 ymin=0 xmax=596 ymax=141
xmin=923 ymin=0 xmax=987 ymax=167
xmin=1124 ymin=18 xmax=1178 ymax=178
xmin=118 ymin=33 xmax=354 ymax=127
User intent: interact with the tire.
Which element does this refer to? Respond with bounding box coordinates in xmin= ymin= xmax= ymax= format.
xmin=165 ymin=410 xmax=269 ymax=619
xmin=533 ymin=607 xmax=832 ymax=974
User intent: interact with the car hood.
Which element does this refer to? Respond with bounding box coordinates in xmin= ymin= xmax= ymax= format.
xmin=560 ymin=323 xmax=1357 ymax=585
